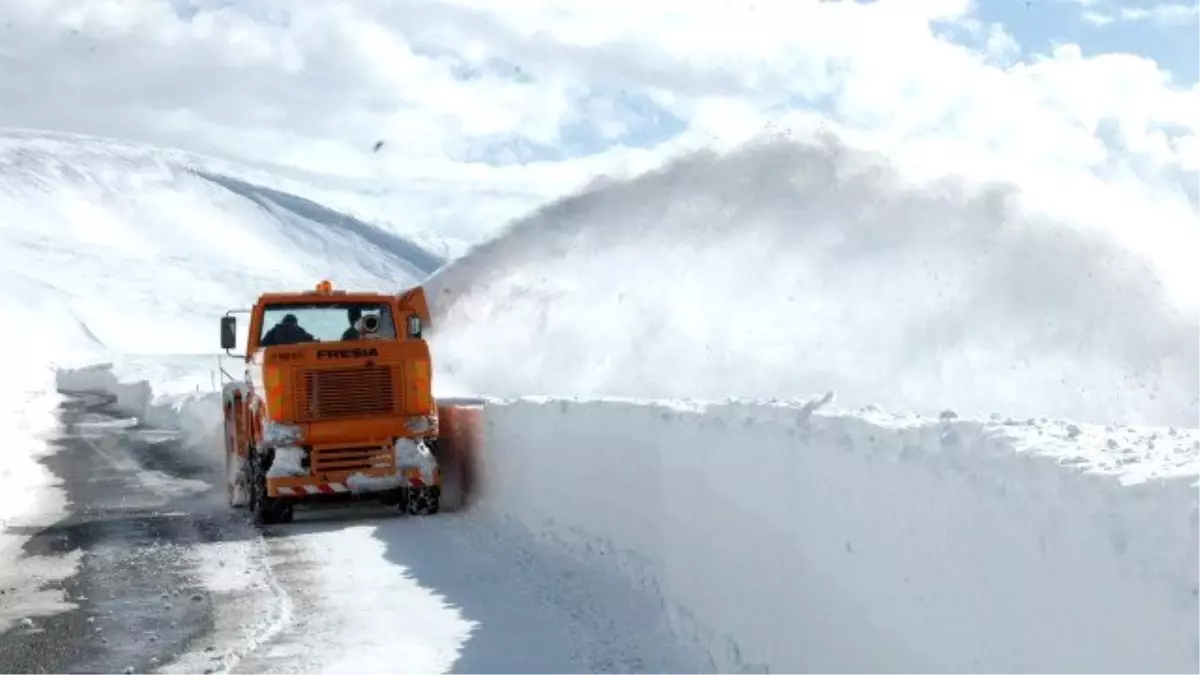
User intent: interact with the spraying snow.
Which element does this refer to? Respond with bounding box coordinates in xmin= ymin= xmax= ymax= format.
xmin=427 ymin=134 xmax=1199 ymax=427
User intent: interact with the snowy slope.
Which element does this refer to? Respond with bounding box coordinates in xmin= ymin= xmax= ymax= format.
xmin=0 ymin=128 xmax=449 ymax=373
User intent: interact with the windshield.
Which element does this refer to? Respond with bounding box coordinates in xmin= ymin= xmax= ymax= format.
xmin=258 ymin=302 xmax=397 ymax=346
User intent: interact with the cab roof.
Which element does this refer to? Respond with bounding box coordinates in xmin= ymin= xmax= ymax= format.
xmin=256 ymin=280 xmax=393 ymax=304
xmin=257 ymin=291 xmax=394 ymax=304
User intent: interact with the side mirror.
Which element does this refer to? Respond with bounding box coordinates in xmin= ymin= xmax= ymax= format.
xmin=406 ymin=314 xmax=422 ymax=338
xmin=221 ymin=315 xmax=237 ymax=350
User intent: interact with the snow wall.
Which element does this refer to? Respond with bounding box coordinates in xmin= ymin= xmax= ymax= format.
xmin=469 ymin=397 xmax=1199 ymax=674
xmin=56 ymin=364 xmax=1200 ymax=673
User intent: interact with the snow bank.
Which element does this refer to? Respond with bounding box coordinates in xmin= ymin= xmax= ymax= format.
xmin=475 ymin=396 xmax=1200 ymax=673
xmin=0 ymin=365 xmax=65 ymax=540
xmin=0 ymin=269 xmax=107 ymax=547
xmin=0 ymin=359 xmax=72 ymax=598
xmin=55 ymin=362 xmax=225 ymax=472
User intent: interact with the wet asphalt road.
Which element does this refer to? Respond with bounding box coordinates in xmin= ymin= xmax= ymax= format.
xmin=0 ymin=391 xmax=245 ymax=674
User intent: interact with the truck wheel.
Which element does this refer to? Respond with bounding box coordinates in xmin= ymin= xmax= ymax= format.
xmin=404 ymin=486 xmax=440 ymax=516
xmin=248 ymin=450 xmax=292 ymax=526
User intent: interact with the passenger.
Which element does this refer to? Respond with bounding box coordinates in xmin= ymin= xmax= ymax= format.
xmin=261 ymin=314 xmax=315 ymax=346
xmin=342 ymin=307 xmax=362 ymax=340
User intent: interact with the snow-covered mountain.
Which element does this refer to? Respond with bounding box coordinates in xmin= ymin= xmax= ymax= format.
xmin=0 ymin=128 xmax=454 ymax=362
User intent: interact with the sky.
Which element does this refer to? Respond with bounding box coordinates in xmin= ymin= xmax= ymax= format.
xmin=0 ymin=0 xmax=1195 ymax=248
xmin=994 ymin=0 xmax=1197 ymax=81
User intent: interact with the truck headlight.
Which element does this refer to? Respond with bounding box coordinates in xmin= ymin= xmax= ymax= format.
xmin=405 ymin=415 xmax=435 ymax=434
xmin=263 ymin=422 xmax=304 ymax=445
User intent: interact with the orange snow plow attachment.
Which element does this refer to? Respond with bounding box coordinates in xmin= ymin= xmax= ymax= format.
xmin=434 ymin=399 xmax=485 ymax=512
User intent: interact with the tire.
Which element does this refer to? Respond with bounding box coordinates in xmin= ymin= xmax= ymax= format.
xmin=403 ymin=485 xmax=440 ymax=516
xmin=248 ymin=449 xmax=293 ymax=526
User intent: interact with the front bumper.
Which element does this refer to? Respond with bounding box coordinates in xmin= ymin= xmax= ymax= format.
xmin=265 ymin=437 xmax=440 ymax=499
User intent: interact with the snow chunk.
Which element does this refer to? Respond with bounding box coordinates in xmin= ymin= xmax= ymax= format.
xmin=345 ymin=473 xmax=405 ymax=494
xmin=266 ymin=447 xmax=307 ymax=478
xmin=56 ymin=362 xmax=152 ymax=417
xmin=345 ymin=438 xmax=438 ymax=494
xmin=395 ymin=437 xmax=438 ymax=481
xmin=54 ymin=361 xmax=225 ymax=471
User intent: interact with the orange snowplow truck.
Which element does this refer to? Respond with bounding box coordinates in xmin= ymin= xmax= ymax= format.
xmin=217 ymin=279 xmax=469 ymax=525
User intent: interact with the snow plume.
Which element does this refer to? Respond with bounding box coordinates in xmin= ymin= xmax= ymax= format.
xmin=427 ymin=133 xmax=1198 ymax=427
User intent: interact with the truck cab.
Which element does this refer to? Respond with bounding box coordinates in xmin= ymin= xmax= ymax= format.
xmin=219 ymin=280 xmax=443 ymax=524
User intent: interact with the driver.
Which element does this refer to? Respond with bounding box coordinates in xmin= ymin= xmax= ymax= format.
xmin=261 ymin=314 xmax=315 ymax=346
xmin=342 ymin=307 xmax=362 ymax=340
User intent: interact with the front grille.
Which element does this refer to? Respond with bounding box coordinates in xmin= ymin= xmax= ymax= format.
xmin=312 ymin=445 xmax=394 ymax=473
xmin=297 ymin=366 xmax=398 ymax=421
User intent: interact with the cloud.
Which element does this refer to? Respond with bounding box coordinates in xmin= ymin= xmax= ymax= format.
xmin=1121 ymin=2 xmax=1200 ymax=22
xmin=0 ymin=0 xmax=1195 ymax=260
xmin=1082 ymin=1 xmax=1200 ymax=25
xmin=1082 ymin=10 xmax=1119 ymax=23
